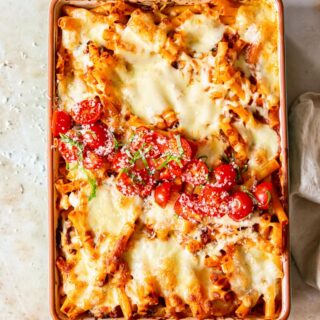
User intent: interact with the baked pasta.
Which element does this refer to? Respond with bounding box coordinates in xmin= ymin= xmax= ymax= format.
xmin=53 ymin=0 xmax=287 ymax=319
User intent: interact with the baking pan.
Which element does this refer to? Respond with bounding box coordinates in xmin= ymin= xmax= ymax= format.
xmin=48 ymin=0 xmax=290 ymax=319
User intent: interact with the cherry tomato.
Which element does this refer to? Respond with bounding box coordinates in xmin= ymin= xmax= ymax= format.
xmin=182 ymin=160 xmax=209 ymax=186
xmin=254 ymin=182 xmax=273 ymax=210
xmin=58 ymin=135 xmax=80 ymax=163
xmin=174 ymin=193 xmax=201 ymax=222
xmin=116 ymin=172 xmax=137 ymax=197
xmin=112 ymin=151 xmax=131 ymax=172
xmin=229 ymin=191 xmax=254 ymax=221
xmin=167 ymin=135 xmax=192 ymax=160
xmin=199 ymin=185 xmax=230 ymax=217
xmin=82 ymin=123 xmax=114 ymax=156
xmin=214 ymin=164 xmax=237 ymax=190
xmin=83 ymin=150 xmax=104 ymax=170
xmin=130 ymin=127 xmax=168 ymax=159
xmin=71 ymin=97 xmax=102 ymax=124
xmin=159 ymin=161 xmax=183 ymax=181
xmin=154 ymin=182 xmax=172 ymax=208
xmin=116 ymin=169 xmax=155 ymax=198
xmin=52 ymin=110 xmax=72 ymax=137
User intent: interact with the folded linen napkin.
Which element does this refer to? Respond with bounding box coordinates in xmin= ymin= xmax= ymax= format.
xmin=289 ymin=92 xmax=320 ymax=290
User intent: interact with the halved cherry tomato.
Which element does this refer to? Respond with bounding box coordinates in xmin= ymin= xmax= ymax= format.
xmin=154 ymin=182 xmax=172 ymax=208
xmin=112 ymin=151 xmax=131 ymax=172
xmin=229 ymin=191 xmax=254 ymax=221
xmin=254 ymin=182 xmax=273 ymax=210
xmin=130 ymin=127 xmax=168 ymax=159
xmin=82 ymin=123 xmax=114 ymax=156
xmin=199 ymin=185 xmax=230 ymax=217
xmin=116 ymin=172 xmax=137 ymax=197
xmin=174 ymin=193 xmax=201 ymax=222
xmin=182 ymin=160 xmax=209 ymax=186
xmin=71 ymin=97 xmax=102 ymax=124
xmin=83 ymin=150 xmax=104 ymax=170
xmin=58 ymin=137 xmax=80 ymax=163
xmin=116 ymin=168 xmax=155 ymax=198
xmin=167 ymin=135 xmax=192 ymax=160
xmin=52 ymin=110 xmax=72 ymax=137
xmin=159 ymin=161 xmax=183 ymax=181
xmin=214 ymin=164 xmax=237 ymax=191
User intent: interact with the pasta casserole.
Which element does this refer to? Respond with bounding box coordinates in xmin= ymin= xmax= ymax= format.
xmin=52 ymin=0 xmax=288 ymax=319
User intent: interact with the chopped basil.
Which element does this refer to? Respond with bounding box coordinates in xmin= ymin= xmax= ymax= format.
xmin=81 ymin=168 xmax=97 ymax=201
xmin=198 ymin=155 xmax=208 ymax=161
xmin=266 ymin=190 xmax=272 ymax=204
xmin=113 ymin=134 xmax=119 ymax=151
xmin=221 ymin=153 xmax=230 ymax=163
xmin=241 ymin=164 xmax=249 ymax=173
xmin=88 ymin=176 xmax=97 ymax=201
xmin=157 ymin=153 xmax=183 ymax=170
xmin=240 ymin=186 xmax=257 ymax=203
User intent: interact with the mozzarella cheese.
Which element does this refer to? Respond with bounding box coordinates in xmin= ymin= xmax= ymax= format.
xmin=178 ymin=14 xmax=225 ymax=53
xmin=124 ymin=234 xmax=211 ymax=303
xmin=233 ymin=121 xmax=279 ymax=169
xmin=229 ymin=244 xmax=283 ymax=298
xmin=115 ymin=22 xmax=223 ymax=140
xmin=88 ymin=178 xmax=143 ymax=236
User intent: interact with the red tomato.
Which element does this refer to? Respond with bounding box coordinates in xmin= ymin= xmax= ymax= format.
xmin=214 ymin=164 xmax=237 ymax=191
xmin=83 ymin=150 xmax=104 ymax=170
xmin=254 ymin=182 xmax=273 ymax=210
xmin=116 ymin=173 xmax=137 ymax=197
xmin=71 ymin=97 xmax=102 ymax=124
xmin=182 ymin=160 xmax=209 ymax=186
xmin=154 ymin=182 xmax=172 ymax=208
xmin=112 ymin=151 xmax=131 ymax=172
xmin=116 ymin=169 xmax=155 ymax=198
xmin=58 ymin=137 xmax=80 ymax=163
xmin=229 ymin=191 xmax=254 ymax=221
xmin=159 ymin=161 xmax=183 ymax=181
xmin=82 ymin=123 xmax=114 ymax=156
xmin=52 ymin=110 xmax=72 ymax=137
xmin=167 ymin=135 xmax=192 ymax=160
xmin=130 ymin=127 xmax=168 ymax=159
xmin=199 ymin=185 xmax=231 ymax=217
xmin=174 ymin=193 xmax=201 ymax=222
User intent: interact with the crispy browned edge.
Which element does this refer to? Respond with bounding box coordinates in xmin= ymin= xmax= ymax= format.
xmin=48 ymin=1 xmax=290 ymax=319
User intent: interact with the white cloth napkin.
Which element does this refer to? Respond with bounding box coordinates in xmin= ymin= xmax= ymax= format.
xmin=289 ymin=92 xmax=320 ymax=290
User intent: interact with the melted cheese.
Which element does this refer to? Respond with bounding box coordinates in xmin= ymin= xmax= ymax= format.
xmin=88 ymin=178 xmax=143 ymax=236
xmin=178 ymin=14 xmax=225 ymax=53
xmin=141 ymin=194 xmax=177 ymax=233
xmin=229 ymin=245 xmax=283 ymax=298
xmin=233 ymin=121 xmax=279 ymax=169
xmin=196 ymin=136 xmax=228 ymax=167
xmin=58 ymin=75 xmax=93 ymax=112
xmin=116 ymin=46 xmax=222 ymax=140
xmin=124 ymin=234 xmax=211 ymax=303
xmin=235 ymin=1 xmax=279 ymax=98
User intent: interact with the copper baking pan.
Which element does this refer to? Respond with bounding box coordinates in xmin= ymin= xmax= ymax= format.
xmin=48 ymin=0 xmax=290 ymax=319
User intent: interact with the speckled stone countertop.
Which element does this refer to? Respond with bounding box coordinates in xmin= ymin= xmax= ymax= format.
xmin=0 ymin=0 xmax=319 ymax=319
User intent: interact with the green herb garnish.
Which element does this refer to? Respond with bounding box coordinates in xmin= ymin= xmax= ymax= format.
xmin=266 ymin=190 xmax=272 ymax=205
xmin=81 ymin=168 xmax=97 ymax=201
xmin=198 ymin=155 xmax=208 ymax=162
xmin=157 ymin=153 xmax=183 ymax=170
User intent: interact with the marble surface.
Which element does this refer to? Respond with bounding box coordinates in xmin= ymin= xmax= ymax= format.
xmin=0 ymin=0 xmax=319 ymax=319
